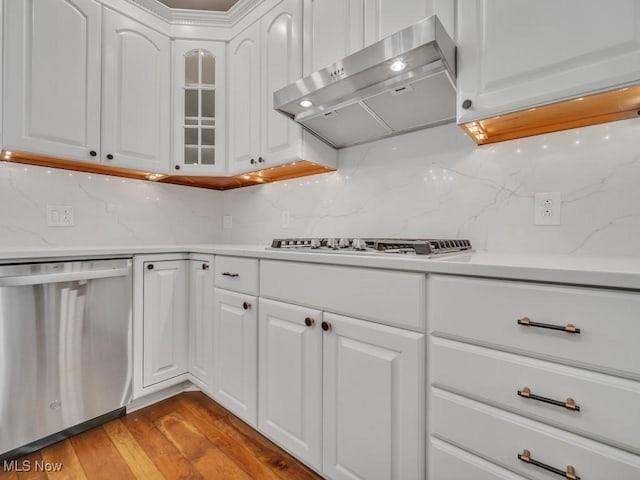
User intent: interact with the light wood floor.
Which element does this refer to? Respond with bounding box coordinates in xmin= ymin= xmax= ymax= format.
xmin=0 ymin=392 xmax=323 ymax=480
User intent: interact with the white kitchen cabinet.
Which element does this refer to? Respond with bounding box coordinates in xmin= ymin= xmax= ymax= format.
xmin=188 ymin=258 xmax=213 ymax=391
xmin=364 ymin=0 xmax=454 ymax=46
xmin=258 ymin=298 xmax=323 ymax=470
xmin=3 ymin=2 xmax=171 ymax=173
xmin=302 ymin=0 xmax=364 ymax=75
xmin=228 ymin=21 xmax=262 ymax=173
xmin=228 ymin=0 xmax=337 ymax=175
xmin=322 ymin=312 xmax=425 ymax=480
xmin=142 ymin=260 xmax=189 ymax=387
xmin=172 ymin=40 xmax=226 ymax=175
xmin=3 ymin=0 xmax=102 ymax=162
xmin=457 ymin=0 xmax=640 ymax=123
xmin=102 ymin=8 xmax=170 ymax=172
xmin=212 ymin=288 xmax=258 ymax=426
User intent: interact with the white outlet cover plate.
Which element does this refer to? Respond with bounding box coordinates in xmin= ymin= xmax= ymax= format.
xmin=534 ymin=192 xmax=561 ymax=225
xmin=223 ymin=215 xmax=233 ymax=229
xmin=46 ymin=205 xmax=75 ymax=227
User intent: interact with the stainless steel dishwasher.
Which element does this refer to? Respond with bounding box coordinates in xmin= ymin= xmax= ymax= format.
xmin=0 ymin=258 xmax=132 ymax=459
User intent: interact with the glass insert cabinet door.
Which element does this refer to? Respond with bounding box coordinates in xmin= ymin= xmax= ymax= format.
xmin=173 ymin=40 xmax=226 ymax=175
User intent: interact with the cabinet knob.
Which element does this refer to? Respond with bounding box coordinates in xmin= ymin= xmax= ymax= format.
xmin=175 ymin=165 xmax=181 ymax=170
xmin=243 ymin=301 xmax=252 ymax=310
xmin=106 ymin=154 xmax=114 ymax=160
xmin=305 ymin=317 xmax=315 ymax=327
xmin=250 ymin=158 xmax=256 ymax=165
xmin=89 ymin=150 xmax=97 ymax=157
xmin=321 ymin=321 xmax=332 ymax=332
xmin=258 ymin=156 xmax=265 ymax=163
xmin=147 ymin=264 xmax=154 ymax=270
xmin=462 ymin=99 xmax=473 ymax=110
xmin=202 ymin=263 xmax=209 ymax=270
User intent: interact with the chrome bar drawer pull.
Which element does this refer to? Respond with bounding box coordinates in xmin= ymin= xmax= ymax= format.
xmin=518 ymin=450 xmax=580 ymax=479
xmin=517 ymin=387 xmax=580 ymax=411
xmin=221 ymin=272 xmax=239 ymax=278
xmin=517 ymin=317 xmax=581 ymax=334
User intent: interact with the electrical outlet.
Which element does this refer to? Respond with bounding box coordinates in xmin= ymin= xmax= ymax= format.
xmin=534 ymin=192 xmax=561 ymax=225
xmin=46 ymin=205 xmax=75 ymax=227
xmin=281 ymin=211 xmax=290 ymax=229
xmin=223 ymin=215 xmax=233 ymax=229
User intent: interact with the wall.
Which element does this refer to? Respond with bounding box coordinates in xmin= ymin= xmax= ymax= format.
xmin=222 ymin=118 xmax=640 ymax=257
xmin=0 ymin=162 xmax=223 ymax=248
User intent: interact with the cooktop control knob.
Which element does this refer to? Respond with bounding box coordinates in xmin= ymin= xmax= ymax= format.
xmin=339 ymin=238 xmax=351 ymax=248
xmin=352 ymin=238 xmax=367 ymax=250
xmin=327 ymin=238 xmax=339 ymax=249
xmin=310 ymin=238 xmax=321 ymax=249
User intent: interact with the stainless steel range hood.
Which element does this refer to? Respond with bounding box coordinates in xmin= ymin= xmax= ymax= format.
xmin=274 ymin=15 xmax=456 ymax=149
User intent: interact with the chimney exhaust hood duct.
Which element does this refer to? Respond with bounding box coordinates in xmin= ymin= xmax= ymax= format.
xmin=274 ymin=15 xmax=456 ymax=149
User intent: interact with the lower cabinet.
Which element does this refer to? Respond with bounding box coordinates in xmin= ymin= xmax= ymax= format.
xmin=134 ymin=254 xmax=213 ymax=400
xmin=212 ymin=288 xmax=258 ymax=426
xmin=188 ymin=257 xmax=214 ymax=391
xmin=258 ymin=298 xmax=425 ymax=479
xmin=258 ymin=298 xmax=323 ymax=470
xmin=142 ymin=259 xmax=189 ymax=387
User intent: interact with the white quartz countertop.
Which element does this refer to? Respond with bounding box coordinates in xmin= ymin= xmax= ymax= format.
xmin=1 ymin=244 xmax=639 ymax=290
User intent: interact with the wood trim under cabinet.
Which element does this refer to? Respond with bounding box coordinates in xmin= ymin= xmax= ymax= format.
xmin=1 ymin=151 xmax=335 ymax=190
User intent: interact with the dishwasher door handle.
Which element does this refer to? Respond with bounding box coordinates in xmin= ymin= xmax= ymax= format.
xmin=0 ymin=267 xmax=131 ymax=287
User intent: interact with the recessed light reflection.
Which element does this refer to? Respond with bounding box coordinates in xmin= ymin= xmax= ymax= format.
xmin=390 ymin=60 xmax=406 ymax=72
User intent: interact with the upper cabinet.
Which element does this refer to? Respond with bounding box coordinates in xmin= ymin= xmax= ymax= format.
xmin=3 ymin=0 xmax=102 ymax=163
xmin=3 ymin=1 xmax=171 ymax=173
xmin=302 ymin=0 xmax=364 ymax=76
xmin=172 ymin=40 xmax=226 ymax=175
xmin=228 ymin=0 xmax=337 ymax=176
xmin=364 ymin=0 xmax=454 ymax=46
xmin=457 ymin=0 xmax=640 ymax=124
xmin=101 ymin=9 xmax=170 ymax=172
xmin=228 ymin=21 xmax=262 ymax=174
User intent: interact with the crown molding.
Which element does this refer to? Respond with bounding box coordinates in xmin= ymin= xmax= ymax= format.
xmin=127 ymin=0 xmax=263 ymax=27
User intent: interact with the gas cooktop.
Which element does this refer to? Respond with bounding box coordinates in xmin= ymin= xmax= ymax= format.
xmin=269 ymin=238 xmax=473 ymax=257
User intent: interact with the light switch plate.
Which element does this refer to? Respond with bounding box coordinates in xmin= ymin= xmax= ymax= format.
xmin=47 ymin=205 xmax=75 ymax=227
xmin=223 ymin=215 xmax=233 ymax=229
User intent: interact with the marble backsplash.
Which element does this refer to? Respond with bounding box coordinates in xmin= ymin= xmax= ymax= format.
xmin=0 ymin=162 xmax=223 ymax=248
xmin=222 ymin=118 xmax=640 ymax=257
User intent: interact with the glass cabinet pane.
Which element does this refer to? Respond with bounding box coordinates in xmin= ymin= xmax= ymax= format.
xmin=201 ymin=147 xmax=215 ymax=165
xmin=185 ymin=127 xmax=198 ymax=145
xmin=185 ymin=89 xmax=198 ymax=117
xmin=202 ymin=53 xmax=215 ymax=85
xmin=201 ymin=90 xmax=215 ymax=118
xmin=184 ymin=146 xmax=198 ymax=165
xmin=202 ymin=128 xmax=215 ymax=146
xmin=181 ymin=48 xmax=217 ymax=168
xmin=185 ymin=51 xmax=199 ymax=85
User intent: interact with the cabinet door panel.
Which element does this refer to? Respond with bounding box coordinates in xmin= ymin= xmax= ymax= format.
xmin=4 ymin=0 xmax=101 ymax=161
xmin=102 ymin=9 xmax=170 ymax=172
xmin=303 ymin=0 xmax=364 ymax=75
xmin=364 ymin=0 xmax=432 ymax=45
xmin=212 ymin=289 xmax=258 ymax=426
xmin=228 ymin=22 xmax=261 ymax=174
xmin=258 ymin=298 xmax=322 ymax=470
xmin=173 ymin=40 xmax=226 ymax=175
xmin=189 ymin=260 xmax=213 ymax=390
xmin=457 ymin=0 xmax=640 ymax=122
xmin=323 ymin=312 xmax=425 ymax=480
xmin=261 ymin=0 xmax=303 ymax=165
xmin=143 ymin=260 xmax=188 ymax=387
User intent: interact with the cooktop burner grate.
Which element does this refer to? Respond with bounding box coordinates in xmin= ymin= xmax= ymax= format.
xmin=269 ymin=238 xmax=472 ymax=256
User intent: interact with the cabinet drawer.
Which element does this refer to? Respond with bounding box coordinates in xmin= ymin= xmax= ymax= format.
xmin=429 ymin=275 xmax=640 ymax=379
xmin=431 ymin=338 xmax=640 ymax=454
xmin=432 ymin=389 xmax=640 ymax=480
xmin=260 ymin=260 xmax=425 ymax=331
xmin=214 ymin=256 xmax=259 ymax=295
xmin=429 ymin=437 xmax=527 ymax=480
